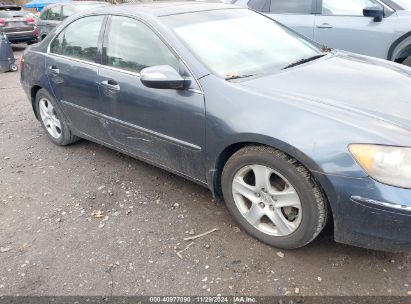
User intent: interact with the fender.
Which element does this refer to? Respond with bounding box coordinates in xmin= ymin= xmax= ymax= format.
xmin=207 ymin=134 xmax=338 ymax=206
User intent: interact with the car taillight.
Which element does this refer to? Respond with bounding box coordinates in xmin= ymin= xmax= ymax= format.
xmin=0 ymin=18 xmax=5 ymax=27
xmin=26 ymin=17 xmax=35 ymax=25
xmin=33 ymin=27 xmax=39 ymax=37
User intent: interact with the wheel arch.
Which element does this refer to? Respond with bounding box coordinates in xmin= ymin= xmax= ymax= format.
xmin=209 ymin=135 xmax=334 ymax=200
xmin=30 ymin=85 xmax=43 ymax=119
xmin=208 ymin=136 xmax=337 ymax=231
xmin=387 ymin=30 xmax=411 ymax=61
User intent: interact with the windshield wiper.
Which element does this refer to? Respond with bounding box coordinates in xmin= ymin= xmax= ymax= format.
xmin=225 ymin=74 xmax=255 ymax=80
xmin=282 ymin=54 xmax=326 ymax=70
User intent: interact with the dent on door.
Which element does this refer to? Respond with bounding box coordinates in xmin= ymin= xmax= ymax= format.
xmin=97 ymin=68 xmax=207 ymax=181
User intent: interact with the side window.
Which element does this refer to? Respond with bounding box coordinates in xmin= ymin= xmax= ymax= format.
xmin=61 ymin=5 xmax=77 ymax=20
xmin=50 ymin=15 xmax=104 ymax=62
xmin=322 ymin=0 xmax=379 ymax=16
xmin=48 ymin=6 xmax=62 ymax=21
xmin=248 ymin=0 xmax=270 ymax=12
xmin=269 ymin=0 xmax=313 ymax=14
xmin=105 ymin=16 xmax=179 ymax=73
xmin=40 ymin=9 xmax=49 ymax=20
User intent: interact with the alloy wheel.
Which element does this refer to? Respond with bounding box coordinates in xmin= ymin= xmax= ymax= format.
xmin=39 ymin=98 xmax=62 ymax=139
xmin=232 ymin=164 xmax=302 ymax=236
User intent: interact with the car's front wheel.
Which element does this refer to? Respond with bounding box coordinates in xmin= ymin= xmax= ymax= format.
xmin=35 ymin=89 xmax=80 ymax=146
xmin=221 ymin=146 xmax=328 ymax=249
xmin=391 ymin=39 xmax=411 ymax=67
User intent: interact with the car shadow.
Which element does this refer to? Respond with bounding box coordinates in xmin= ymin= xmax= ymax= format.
xmin=62 ymin=139 xmax=408 ymax=260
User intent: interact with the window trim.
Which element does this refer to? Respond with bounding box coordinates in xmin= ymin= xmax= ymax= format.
xmin=318 ymin=0 xmax=395 ymax=17
xmin=46 ymin=13 xmax=204 ymax=95
xmin=101 ymin=14 xmax=180 ymax=75
xmin=381 ymin=0 xmax=402 ymax=10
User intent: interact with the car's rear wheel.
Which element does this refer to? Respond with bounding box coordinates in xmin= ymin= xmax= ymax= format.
xmin=35 ymin=89 xmax=80 ymax=146
xmin=221 ymin=146 xmax=328 ymax=249
xmin=9 ymin=63 xmax=18 ymax=72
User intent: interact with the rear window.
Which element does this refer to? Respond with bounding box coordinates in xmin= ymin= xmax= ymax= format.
xmin=50 ymin=15 xmax=104 ymax=62
xmin=75 ymin=3 xmax=109 ymax=10
xmin=269 ymin=0 xmax=313 ymax=14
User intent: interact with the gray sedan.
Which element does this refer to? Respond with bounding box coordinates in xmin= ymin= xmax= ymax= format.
xmin=37 ymin=1 xmax=110 ymax=40
xmin=235 ymin=0 xmax=411 ymax=65
xmin=20 ymin=2 xmax=411 ymax=251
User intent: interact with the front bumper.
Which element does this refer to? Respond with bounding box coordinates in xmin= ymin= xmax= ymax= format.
xmin=316 ymin=173 xmax=411 ymax=252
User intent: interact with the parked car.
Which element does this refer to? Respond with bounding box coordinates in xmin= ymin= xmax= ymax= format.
xmin=0 ymin=3 xmax=38 ymax=44
xmin=235 ymin=0 xmax=411 ymax=66
xmin=21 ymin=2 xmax=411 ymax=252
xmin=37 ymin=1 xmax=110 ymax=40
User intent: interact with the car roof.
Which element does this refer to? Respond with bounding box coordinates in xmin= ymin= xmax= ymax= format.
xmin=70 ymin=1 xmax=110 ymax=6
xmin=91 ymin=1 xmax=240 ymax=17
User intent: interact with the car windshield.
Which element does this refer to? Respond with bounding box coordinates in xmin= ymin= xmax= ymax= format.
xmin=162 ymin=9 xmax=323 ymax=79
xmin=394 ymin=0 xmax=411 ymax=9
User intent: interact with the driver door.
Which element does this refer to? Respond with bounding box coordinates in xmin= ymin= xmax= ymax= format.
xmin=314 ymin=0 xmax=397 ymax=59
xmin=98 ymin=16 xmax=206 ymax=180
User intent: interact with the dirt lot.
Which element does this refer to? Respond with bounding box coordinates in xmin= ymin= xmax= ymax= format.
xmin=0 ymin=45 xmax=410 ymax=297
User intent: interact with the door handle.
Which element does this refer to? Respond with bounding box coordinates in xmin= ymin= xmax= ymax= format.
xmin=47 ymin=65 xmax=59 ymax=74
xmin=317 ymin=23 xmax=333 ymax=29
xmin=100 ymin=79 xmax=120 ymax=91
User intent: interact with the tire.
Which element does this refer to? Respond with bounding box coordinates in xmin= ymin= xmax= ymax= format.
xmin=9 ymin=63 xmax=18 ymax=72
xmin=35 ymin=89 xmax=80 ymax=146
xmin=389 ymin=36 xmax=411 ymax=66
xmin=221 ymin=146 xmax=328 ymax=249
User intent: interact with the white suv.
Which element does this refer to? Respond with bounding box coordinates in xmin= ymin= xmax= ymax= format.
xmin=235 ymin=0 xmax=411 ymax=65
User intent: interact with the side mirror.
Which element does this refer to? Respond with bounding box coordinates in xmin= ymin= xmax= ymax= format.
xmin=363 ymin=4 xmax=384 ymax=22
xmin=140 ymin=65 xmax=185 ymax=89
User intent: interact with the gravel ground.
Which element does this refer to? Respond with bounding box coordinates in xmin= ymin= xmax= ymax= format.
xmin=0 ymin=44 xmax=410 ymax=297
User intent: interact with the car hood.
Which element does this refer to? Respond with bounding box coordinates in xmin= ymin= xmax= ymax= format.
xmin=239 ymin=52 xmax=411 ymax=132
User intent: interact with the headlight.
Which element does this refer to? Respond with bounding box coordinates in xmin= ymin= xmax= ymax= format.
xmin=349 ymin=144 xmax=411 ymax=189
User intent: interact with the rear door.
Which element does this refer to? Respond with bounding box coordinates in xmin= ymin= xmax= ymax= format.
xmin=314 ymin=0 xmax=397 ymax=58
xmin=46 ymin=15 xmax=108 ymax=140
xmin=262 ymin=0 xmax=317 ymax=39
